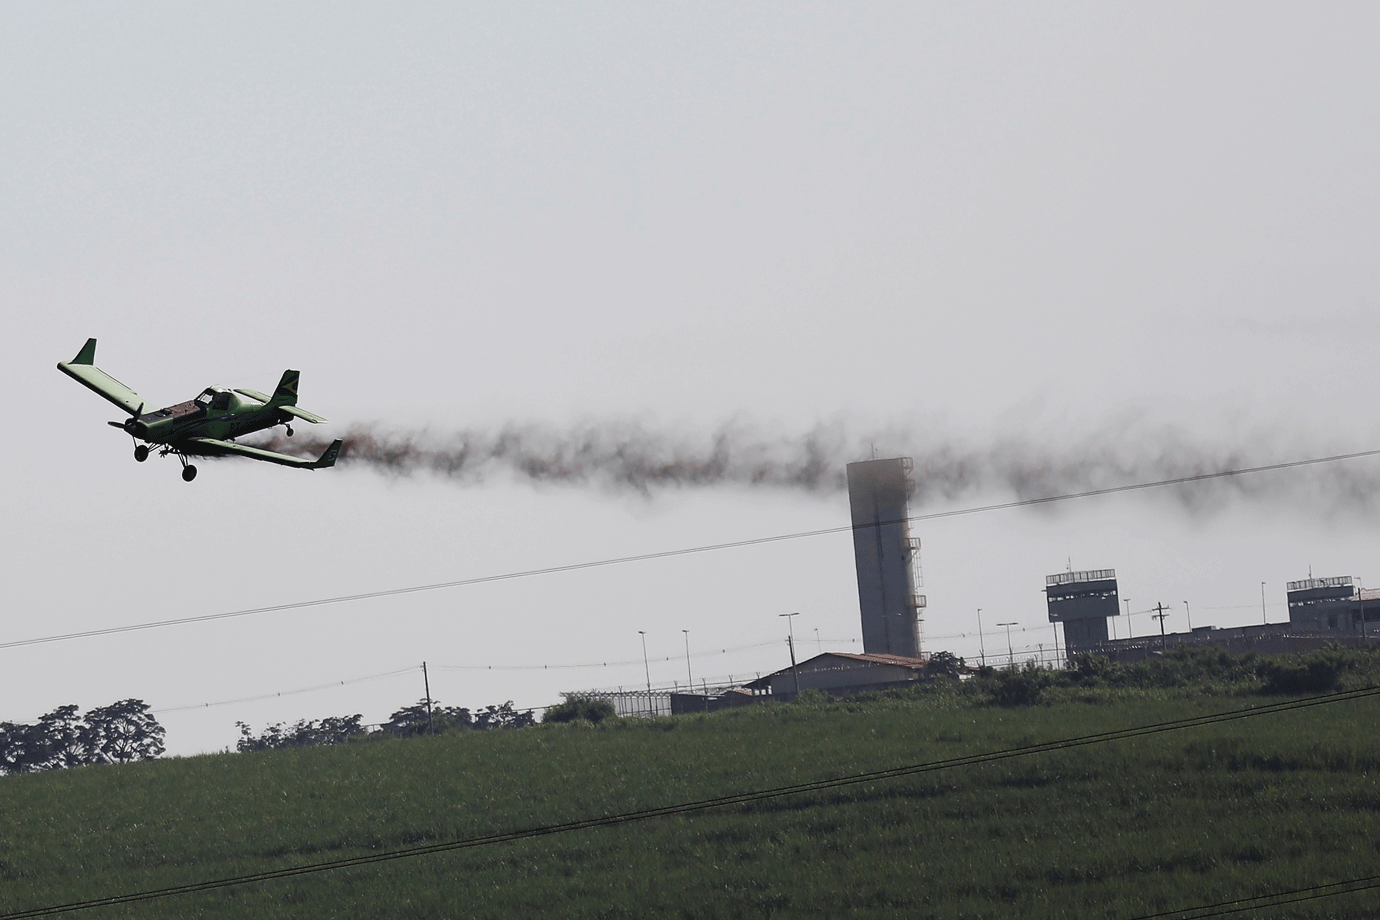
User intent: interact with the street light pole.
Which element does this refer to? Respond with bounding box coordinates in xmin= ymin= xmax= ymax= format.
xmin=779 ymin=612 xmax=801 ymax=697
xmin=998 ymin=622 xmax=1017 ymax=668
xmin=1183 ymin=600 xmax=1193 ymax=631
xmin=977 ymin=608 xmax=986 ymax=667
xmin=682 ymin=629 xmax=693 ymax=688
xmin=1123 ymin=598 xmax=1132 ymax=639
xmin=638 ymin=631 xmax=652 ymax=716
xmin=1261 ymin=582 xmax=1268 ymax=625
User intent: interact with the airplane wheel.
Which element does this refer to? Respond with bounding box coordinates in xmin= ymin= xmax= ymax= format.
xmin=286 ymin=426 xmax=294 ymax=437
xmin=182 ymin=465 xmax=198 ymax=482
xmin=134 ymin=445 xmax=149 ymax=462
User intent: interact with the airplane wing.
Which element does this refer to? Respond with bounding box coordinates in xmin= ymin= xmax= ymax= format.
xmin=279 ymin=405 xmax=328 ymax=424
xmin=56 ymin=338 xmax=148 ymax=417
xmin=187 ymin=437 xmax=343 ymax=470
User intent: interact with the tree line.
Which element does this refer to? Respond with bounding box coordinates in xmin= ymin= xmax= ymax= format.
xmin=235 ymin=698 xmax=545 ymax=752
xmin=0 ymin=700 xmax=165 ymax=775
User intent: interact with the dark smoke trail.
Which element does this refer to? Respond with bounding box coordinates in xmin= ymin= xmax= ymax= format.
xmin=248 ymin=419 xmax=1380 ymax=515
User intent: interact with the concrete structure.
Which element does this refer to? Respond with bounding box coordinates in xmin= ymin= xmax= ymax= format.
xmin=847 ymin=458 xmax=925 ymax=658
xmin=1056 ymin=622 xmax=1374 ymax=665
xmin=745 ymin=652 xmax=931 ymax=699
xmin=1046 ymin=569 xmax=1120 ymax=655
xmin=1285 ymin=575 xmax=1380 ymax=635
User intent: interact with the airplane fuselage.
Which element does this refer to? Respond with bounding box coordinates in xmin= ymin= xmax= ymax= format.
xmin=125 ymin=388 xmax=287 ymax=454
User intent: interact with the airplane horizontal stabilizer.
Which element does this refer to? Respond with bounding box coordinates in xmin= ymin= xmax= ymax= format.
xmin=57 ymin=338 xmax=148 ymax=417
xmin=187 ymin=437 xmax=342 ymax=470
xmin=279 ymin=404 xmax=328 ymax=424
xmin=310 ymin=438 xmax=344 ymax=469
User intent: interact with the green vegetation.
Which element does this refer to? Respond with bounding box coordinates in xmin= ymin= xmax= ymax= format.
xmin=235 ymin=699 xmax=534 ymax=751
xmin=2 ymin=648 xmax=1379 ymax=919
xmin=0 ymin=700 xmax=164 ymax=774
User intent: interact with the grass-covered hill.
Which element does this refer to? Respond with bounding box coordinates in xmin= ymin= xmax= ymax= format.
xmin=3 ymin=647 xmax=1380 ymax=919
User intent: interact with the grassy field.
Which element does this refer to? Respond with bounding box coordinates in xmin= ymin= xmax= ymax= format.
xmin=2 ymin=649 xmax=1380 ymax=919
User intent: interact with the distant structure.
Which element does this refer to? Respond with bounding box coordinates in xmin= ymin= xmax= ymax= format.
xmin=847 ymin=458 xmax=925 ymax=658
xmin=1045 ymin=569 xmax=1120 ymax=657
xmin=743 ymin=652 xmax=931 ymax=700
xmin=1037 ymin=569 xmax=1380 ymax=667
xmin=1287 ymin=575 xmax=1380 ymax=634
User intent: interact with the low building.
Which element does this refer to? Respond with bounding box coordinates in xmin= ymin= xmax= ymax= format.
xmin=744 ymin=652 xmax=931 ymax=699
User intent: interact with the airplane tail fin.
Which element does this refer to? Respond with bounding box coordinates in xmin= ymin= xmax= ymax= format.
xmin=70 ymin=338 xmax=97 ymax=365
xmin=309 ymin=438 xmax=344 ymax=470
xmin=269 ymin=370 xmax=301 ymax=406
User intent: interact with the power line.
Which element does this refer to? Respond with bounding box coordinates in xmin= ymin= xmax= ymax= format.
xmin=150 ymin=667 xmax=420 ymax=715
xmin=1125 ymin=873 xmax=1380 ymax=919
xmin=5 ymin=446 xmax=1378 ymax=655
xmin=4 ymin=684 xmax=1377 ymax=918
xmin=431 ymin=639 xmax=791 ymax=672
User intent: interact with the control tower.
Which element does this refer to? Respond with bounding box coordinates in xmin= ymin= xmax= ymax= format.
xmin=1046 ymin=569 xmax=1119 ymax=655
xmin=847 ymin=458 xmax=926 ymax=658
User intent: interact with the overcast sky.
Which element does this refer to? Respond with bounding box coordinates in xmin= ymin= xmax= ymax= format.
xmin=4 ymin=2 xmax=1379 ymax=755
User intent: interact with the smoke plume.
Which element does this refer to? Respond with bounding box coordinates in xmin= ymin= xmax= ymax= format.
xmin=249 ymin=418 xmax=1380 ymax=515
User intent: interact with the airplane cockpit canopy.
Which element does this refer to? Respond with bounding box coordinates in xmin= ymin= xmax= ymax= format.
xmin=196 ymin=389 xmax=232 ymax=411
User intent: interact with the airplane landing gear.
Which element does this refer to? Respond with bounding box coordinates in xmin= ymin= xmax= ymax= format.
xmin=285 ymin=425 xmax=294 ymax=437
xmin=134 ymin=445 xmax=149 ymax=462
xmin=182 ymin=465 xmax=198 ymax=482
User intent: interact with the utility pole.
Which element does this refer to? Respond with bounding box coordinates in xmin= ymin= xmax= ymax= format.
xmin=422 ymin=661 xmax=434 ymax=735
xmin=638 ymin=631 xmax=652 ymax=716
xmin=780 ymin=612 xmax=801 ymax=697
xmin=1123 ymin=598 xmax=1132 ymax=639
xmin=977 ymin=608 xmax=986 ymax=667
xmin=998 ymin=622 xmax=1017 ymax=668
xmin=1152 ymin=602 xmax=1169 ymax=649
xmin=1261 ymin=582 xmax=1268 ymax=625
xmin=1052 ymin=623 xmax=1061 ymax=665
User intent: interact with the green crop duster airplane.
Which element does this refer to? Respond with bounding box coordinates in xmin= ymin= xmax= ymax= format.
xmin=58 ymin=338 xmax=342 ymax=482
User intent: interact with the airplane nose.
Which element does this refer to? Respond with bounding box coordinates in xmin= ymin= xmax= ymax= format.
xmin=130 ymin=420 xmax=149 ymax=439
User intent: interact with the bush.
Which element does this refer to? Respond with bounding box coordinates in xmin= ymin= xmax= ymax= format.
xmin=989 ymin=664 xmax=1055 ymax=707
xmin=543 ymin=698 xmax=616 ymax=724
xmin=1258 ymin=654 xmax=1347 ymax=695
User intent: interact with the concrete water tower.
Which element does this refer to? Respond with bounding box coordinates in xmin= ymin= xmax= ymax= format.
xmin=847 ymin=458 xmax=925 ymax=658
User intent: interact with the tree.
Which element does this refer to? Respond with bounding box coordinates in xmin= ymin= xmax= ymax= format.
xmin=83 ymin=700 xmax=166 ymax=764
xmin=0 ymin=701 xmax=165 ymax=775
xmin=924 ymin=651 xmax=966 ymax=680
xmin=474 ymin=701 xmax=535 ymax=730
xmin=380 ymin=700 xmax=474 ymax=737
xmin=236 ymin=715 xmax=367 ymax=752
xmin=0 ymin=720 xmax=47 ymax=774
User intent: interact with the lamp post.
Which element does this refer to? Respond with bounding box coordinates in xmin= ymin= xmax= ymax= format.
xmin=977 ymin=608 xmax=986 ymax=667
xmin=1123 ymin=598 xmax=1132 ymax=639
xmin=779 ymin=612 xmax=801 ymax=696
xmin=1261 ymin=582 xmax=1268 ymax=625
xmin=638 ymin=631 xmax=651 ymax=716
xmin=998 ymin=622 xmax=1017 ymax=668
xmin=1183 ymin=600 xmax=1193 ymax=631
xmin=682 ymin=629 xmax=693 ymax=688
